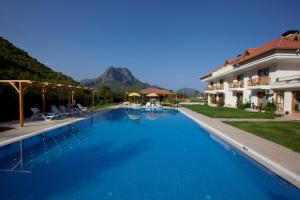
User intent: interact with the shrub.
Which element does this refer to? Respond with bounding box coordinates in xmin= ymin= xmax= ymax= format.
xmin=266 ymin=102 xmax=277 ymax=113
xmin=218 ymin=102 xmax=224 ymax=107
xmin=239 ymin=102 xmax=251 ymax=109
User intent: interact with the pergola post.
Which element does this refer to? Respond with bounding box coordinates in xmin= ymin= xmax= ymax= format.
xmin=41 ymin=87 xmax=47 ymax=113
xmin=68 ymin=90 xmax=74 ymax=105
xmin=71 ymin=90 xmax=74 ymax=105
xmin=18 ymin=82 xmax=24 ymax=127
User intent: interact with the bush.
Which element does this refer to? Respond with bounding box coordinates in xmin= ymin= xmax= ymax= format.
xmin=266 ymin=102 xmax=277 ymax=113
xmin=218 ymin=102 xmax=224 ymax=107
xmin=239 ymin=102 xmax=251 ymax=109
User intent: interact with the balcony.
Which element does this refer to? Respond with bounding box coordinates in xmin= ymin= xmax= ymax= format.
xmin=271 ymin=74 xmax=300 ymax=89
xmin=206 ymin=85 xmax=224 ymax=91
xmin=248 ymin=77 xmax=271 ymax=86
xmin=229 ymin=81 xmax=244 ymax=89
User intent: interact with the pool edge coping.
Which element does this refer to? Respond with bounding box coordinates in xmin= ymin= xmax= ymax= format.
xmin=177 ymin=107 xmax=300 ymax=189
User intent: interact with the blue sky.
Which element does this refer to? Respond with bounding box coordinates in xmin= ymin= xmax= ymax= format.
xmin=0 ymin=0 xmax=299 ymax=91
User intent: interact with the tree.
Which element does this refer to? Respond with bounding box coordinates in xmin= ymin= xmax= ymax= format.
xmin=97 ymin=86 xmax=113 ymax=104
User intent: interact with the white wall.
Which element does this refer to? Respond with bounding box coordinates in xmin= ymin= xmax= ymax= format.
xmin=284 ymin=91 xmax=292 ymax=113
xmin=275 ymin=62 xmax=300 ymax=79
xmin=203 ymin=58 xmax=300 ymax=113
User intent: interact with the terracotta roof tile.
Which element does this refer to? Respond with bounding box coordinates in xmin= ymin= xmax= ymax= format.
xmin=201 ymin=32 xmax=300 ymax=79
xmin=141 ymin=88 xmax=175 ymax=95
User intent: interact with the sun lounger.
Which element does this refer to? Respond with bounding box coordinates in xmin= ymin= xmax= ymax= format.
xmin=50 ymin=105 xmax=69 ymax=117
xmin=59 ymin=105 xmax=77 ymax=116
xmin=155 ymin=101 xmax=162 ymax=108
xmin=77 ymin=103 xmax=89 ymax=112
xmin=30 ymin=108 xmax=58 ymax=121
xmin=123 ymin=101 xmax=131 ymax=107
xmin=132 ymin=103 xmax=141 ymax=108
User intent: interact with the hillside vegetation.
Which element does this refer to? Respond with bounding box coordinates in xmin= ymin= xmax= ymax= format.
xmin=0 ymin=37 xmax=77 ymax=84
xmin=0 ymin=37 xmax=87 ymax=122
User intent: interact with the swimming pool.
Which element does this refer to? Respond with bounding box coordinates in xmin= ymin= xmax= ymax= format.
xmin=0 ymin=108 xmax=299 ymax=199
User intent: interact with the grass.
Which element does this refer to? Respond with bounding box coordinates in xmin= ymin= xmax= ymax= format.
xmin=224 ymin=121 xmax=300 ymax=153
xmin=184 ymin=105 xmax=279 ymax=119
xmin=93 ymin=103 xmax=114 ymax=110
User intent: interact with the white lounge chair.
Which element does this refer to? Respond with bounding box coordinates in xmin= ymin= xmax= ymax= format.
xmin=155 ymin=101 xmax=162 ymax=108
xmin=77 ymin=103 xmax=89 ymax=112
xmin=145 ymin=102 xmax=151 ymax=107
xmin=123 ymin=101 xmax=131 ymax=107
xmin=30 ymin=108 xmax=58 ymax=121
xmin=50 ymin=105 xmax=69 ymax=117
xmin=59 ymin=105 xmax=77 ymax=116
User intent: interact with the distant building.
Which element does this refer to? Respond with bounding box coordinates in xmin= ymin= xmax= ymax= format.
xmin=200 ymin=30 xmax=300 ymax=114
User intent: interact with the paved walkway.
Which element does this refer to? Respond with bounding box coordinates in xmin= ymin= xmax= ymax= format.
xmin=179 ymin=107 xmax=300 ymax=188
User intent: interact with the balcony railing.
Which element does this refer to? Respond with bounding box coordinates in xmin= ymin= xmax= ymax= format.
xmin=206 ymin=85 xmax=224 ymax=91
xmin=248 ymin=77 xmax=271 ymax=86
xmin=229 ymin=81 xmax=244 ymax=88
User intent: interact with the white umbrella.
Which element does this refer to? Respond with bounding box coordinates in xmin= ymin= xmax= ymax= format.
xmin=128 ymin=92 xmax=141 ymax=97
xmin=128 ymin=92 xmax=141 ymax=103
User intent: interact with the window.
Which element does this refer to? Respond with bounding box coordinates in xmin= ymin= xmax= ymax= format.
xmin=237 ymin=74 xmax=244 ymax=81
xmin=258 ymin=68 xmax=269 ymax=77
xmin=293 ymin=91 xmax=300 ymax=113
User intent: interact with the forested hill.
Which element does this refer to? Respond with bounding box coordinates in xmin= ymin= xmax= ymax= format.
xmin=0 ymin=37 xmax=77 ymax=84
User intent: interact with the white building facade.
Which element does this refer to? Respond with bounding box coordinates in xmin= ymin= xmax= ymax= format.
xmin=201 ymin=31 xmax=300 ymax=115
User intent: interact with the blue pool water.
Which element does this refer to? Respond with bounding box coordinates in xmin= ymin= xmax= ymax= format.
xmin=0 ymin=108 xmax=300 ymax=200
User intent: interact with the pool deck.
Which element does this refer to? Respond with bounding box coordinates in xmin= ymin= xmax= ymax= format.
xmin=0 ymin=105 xmax=120 ymax=148
xmin=178 ymin=107 xmax=300 ymax=188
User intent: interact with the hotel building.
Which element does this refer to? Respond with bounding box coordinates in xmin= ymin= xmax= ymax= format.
xmin=200 ymin=30 xmax=300 ymax=114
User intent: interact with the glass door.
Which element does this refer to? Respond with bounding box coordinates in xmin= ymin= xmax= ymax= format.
xmin=293 ymin=91 xmax=300 ymax=114
xmin=276 ymin=92 xmax=284 ymax=112
xmin=237 ymin=93 xmax=243 ymax=107
xmin=257 ymin=92 xmax=266 ymax=109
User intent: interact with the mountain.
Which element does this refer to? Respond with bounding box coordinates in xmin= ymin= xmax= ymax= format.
xmin=0 ymin=37 xmax=77 ymax=84
xmin=81 ymin=66 xmax=161 ymax=91
xmin=177 ymin=88 xmax=199 ymax=96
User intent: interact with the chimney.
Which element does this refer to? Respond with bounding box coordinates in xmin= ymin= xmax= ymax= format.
xmin=281 ymin=30 xmax=299 ymax=37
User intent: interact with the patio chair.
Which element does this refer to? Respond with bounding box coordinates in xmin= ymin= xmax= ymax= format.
xmin=59 ymin=105 xmax=76 ymax=116
xmin=155 ymin=101 xmax=162 ymax=108
xmin=77 ymin=103 xmax=89 ymax=112
xmin=145 ymin=102 xmax=151 ymax=107
xmin=30 ymin=108 xmax=58 ymax=121
xmin=67 ymin=104 xmax=83 ymax=115
xmin=50 ymin=105 xmax=69 ymax=117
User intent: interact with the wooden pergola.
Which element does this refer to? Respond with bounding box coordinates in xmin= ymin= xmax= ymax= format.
xmin=0 ymin=80 xmax=94 ymax=127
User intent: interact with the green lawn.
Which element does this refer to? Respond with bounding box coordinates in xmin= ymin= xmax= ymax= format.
xmin=184 ymin=105 xmax=279 ymax=119
xmin=224 ymin=121 xmax=300 ymax=153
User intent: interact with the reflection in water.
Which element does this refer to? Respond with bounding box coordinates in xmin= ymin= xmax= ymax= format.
xmin=0 ymin=141 xmax=26 ymax=172
xmin=144 ymin=112 xmax=159 ymax=121
xmin=0 ymin=122 xmax=92 ymax=172
xmin=95 ymin=108 xmax=177 ymax=123
xmin=128 ymin=115 xmax=140 ymax=120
